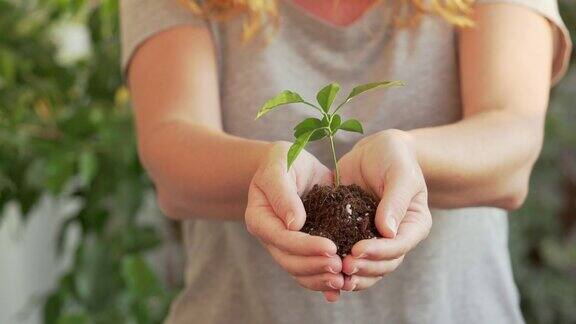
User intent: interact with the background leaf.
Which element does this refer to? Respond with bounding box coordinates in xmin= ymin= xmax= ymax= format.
xmin=256 ymin=90 xmax=303 ymax=119
xmin=79 ymin=150 xmax=98 ymax=186
xmin=56 ymin=313 xmax=89 ymax=324
xmin=316 ymin=82 xmax=340 ymax=112
xmin=43 ymin=292 xmax=63 ymax=324
xmin=121 ymin=254 xmax=162 ymax=298
xmin=0 ymin=1 xmax=175 ymax=323
xmin=339 ymin=119 xmax=364 ymax=134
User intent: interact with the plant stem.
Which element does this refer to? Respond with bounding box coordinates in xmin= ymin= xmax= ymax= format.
xmin=329 ymin=135 xmax=340 ymax=187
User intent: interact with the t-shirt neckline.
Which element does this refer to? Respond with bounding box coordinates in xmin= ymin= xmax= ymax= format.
xmin=280 ymin=0 xmax=386 ymax=33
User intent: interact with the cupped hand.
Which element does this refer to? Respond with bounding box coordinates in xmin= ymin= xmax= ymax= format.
xmin=337 ymin=129 xmax=432 ymax=291
xmin=245 ymin=142 xmax=344 ymax=302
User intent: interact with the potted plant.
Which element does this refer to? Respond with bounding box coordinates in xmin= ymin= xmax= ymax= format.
xmin=256 ymin=81 xmax=404 ymax=256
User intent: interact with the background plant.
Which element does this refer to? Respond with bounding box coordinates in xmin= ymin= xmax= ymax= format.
xmin=256 ymin=81 xmax=403 ymax=185
xmin=0 ymin=0 xmax=574 ymax=323
xmin=0 ymin=1 xmax=174 ymax=323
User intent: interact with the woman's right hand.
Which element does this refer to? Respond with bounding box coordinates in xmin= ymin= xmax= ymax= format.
xmin=245 ymin=142 xmax=344 ymax=302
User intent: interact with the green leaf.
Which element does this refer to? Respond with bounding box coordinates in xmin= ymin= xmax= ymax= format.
xmin=256 ymin=90 xmax=304 ymax=119
xmin=316 ymin=82 xmax=340 ymax=112
xmin=56 ymin=313 xmax=89 ymax=324
xmin=339 ymin=119 xmax=364 ymax=134
xmin=309 ymin=129 xmax=328 ymax=141
xmin=121 ymin=225 xmax=161 ymax=253
xmin=293 ymin=117 xmax=323 ymax=138
xmin=287 ymin=130 xmax=317 ymax=171
xmin=121 ymin=254 xmax=162 ymax=298
xmin=321 ymin=115 xmax=330 ymax=127
xmin=45 ymin=153 xmax=75 ymax=194
xmin=329 ymin=114 xmax=341 ymax=134
xmin=43 ymin=292 xmax=63 ymax=324
xmin=0 ymin=49 xmax=17 ymax=86
xmin=293 ymin=118 xmax=327 ymax=141
xmin=79 ymin=150 xmax=98 ymax=186
xmin=345 ymin=80 xmax=404 ymax=102
xmin=74 ymin=236 xmax=118 ymax=309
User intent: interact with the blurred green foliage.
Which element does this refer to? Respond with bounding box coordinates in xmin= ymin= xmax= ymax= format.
xmin=0 ymin=0 xmax=574 ymax=323
xmin=0 ymin=0 xmax=173 ymax=323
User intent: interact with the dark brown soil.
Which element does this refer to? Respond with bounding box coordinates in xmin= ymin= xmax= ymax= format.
xmin=301 ymin=184 xmax=380 ymax=257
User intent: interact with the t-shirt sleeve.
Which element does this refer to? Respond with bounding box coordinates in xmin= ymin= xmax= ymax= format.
xmin=120 ymin=0 xmax=208 ymax=74
xmin=475 ymin=0 xmax=572 ymax=85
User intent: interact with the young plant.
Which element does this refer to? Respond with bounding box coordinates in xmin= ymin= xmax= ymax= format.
xmin=256 ymin=81 xmax=404 ymax=186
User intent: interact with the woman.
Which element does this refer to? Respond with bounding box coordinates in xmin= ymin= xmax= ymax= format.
xmin=121 ymin=0 xmax=571 ymax=323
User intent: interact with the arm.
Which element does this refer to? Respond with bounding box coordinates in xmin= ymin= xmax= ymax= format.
xmin=128 ymin=26 xmax=271 ymax=220
xmin=410 ymin=3 xmax=554 ymax=210
xmin=336 ymin=3 xmax=556 ymax=291
xmin=130 ymin=25 xmax=342 ymax=299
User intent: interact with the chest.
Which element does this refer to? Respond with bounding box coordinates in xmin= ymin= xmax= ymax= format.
xmin=212 ymin=5 xmax=463 ymax=163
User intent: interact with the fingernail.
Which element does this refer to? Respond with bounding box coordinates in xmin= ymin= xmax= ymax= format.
xmin=351 ymin=283 xmax=357 ymax=291
xmin=325 ymin=265 xmax=337 ymax=274
xmin=324 ymin=252 xmax=335 ymax=257
xmin=387 ymin=217 xmax=398 ymax=236
xmin=326 ymin=281 xmax=338 ymax=289
xmin=349 ymin=267 xmax=359 ymax=275
xmin=285 ymin=212 xmax=295 ymax=229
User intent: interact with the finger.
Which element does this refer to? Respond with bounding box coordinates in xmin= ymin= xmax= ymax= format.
xmin=246 ymin=186 xmax=337 ymax=256
xmin=246 ymin=165 xmax=338 ymax=256
xmin=353 ymin=133 xmax=378 ymax=149
xmin=375 ymin=165 xmax=424 ymax=239
xmin=251 ymin=162 xmax=307 ymax=231
xmin=323 ymin=290 xmax=340 ymax=302
xmin=337 ymin=150 xmax=371 ymax=193
xmin=305 ymin=161 xmax=334 ymax=190
xmin=342 ymin=255 xmax=404 ymax=277
xmin=267 ymin=245 xmax=342 ymax=276
xmin=342 ymin=275 xmax=382 ymax=291
xmin=352 ymin=210 xmax=432 ymax=260
xmin=294 ymin=273 xmax=344 ymax=292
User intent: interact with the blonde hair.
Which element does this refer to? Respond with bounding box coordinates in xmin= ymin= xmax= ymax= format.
xmin=179 ymin=0 xmax=475 ymax=41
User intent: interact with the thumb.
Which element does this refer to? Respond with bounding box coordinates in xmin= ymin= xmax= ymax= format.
xmin=337 ymin=150 xmax=371 ymax=193
xmin=252 ymin=143 xmax=309 ymax=230
xmin=374 ymin=171 xmax=421 ymax=238
xmin=256 ymin=170 xmax=307 ymax=231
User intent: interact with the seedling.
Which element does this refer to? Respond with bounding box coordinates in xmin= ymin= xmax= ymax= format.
xmin=256 ymin=81 xmax=404 ymax=186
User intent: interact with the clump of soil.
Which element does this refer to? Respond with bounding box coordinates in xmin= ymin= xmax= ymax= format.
xmin=301 ymin=184 xmax=380 ymax=257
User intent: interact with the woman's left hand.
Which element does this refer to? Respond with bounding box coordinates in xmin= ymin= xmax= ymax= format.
xmin=335 ymin=129 xmax=432 ymax=292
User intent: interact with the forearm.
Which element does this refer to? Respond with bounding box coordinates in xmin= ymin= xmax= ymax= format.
xmin=409 ymin=109 xmax=543 ymax=210
xmin=138 ymin=119 xmax=271 ymax=220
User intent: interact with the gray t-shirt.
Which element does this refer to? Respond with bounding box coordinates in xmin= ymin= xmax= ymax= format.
xmin=120 ymin=1 xmax=571 ymax=323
